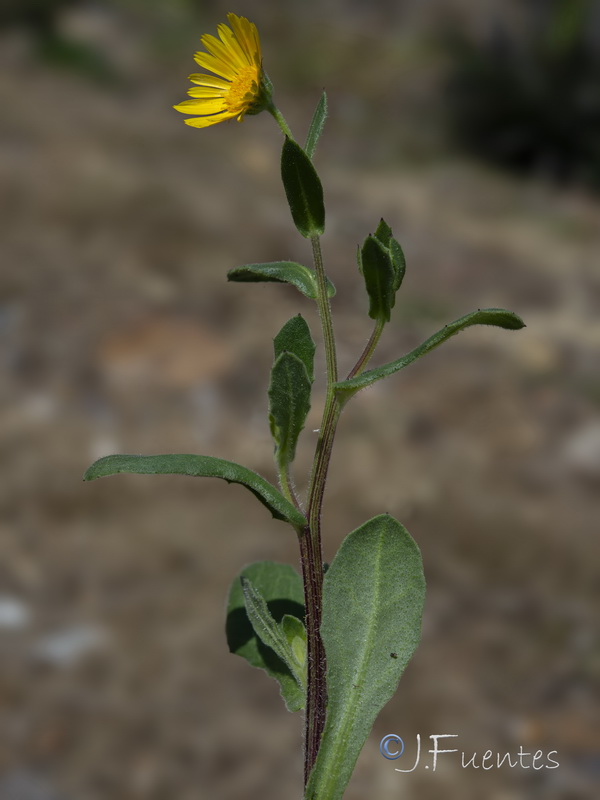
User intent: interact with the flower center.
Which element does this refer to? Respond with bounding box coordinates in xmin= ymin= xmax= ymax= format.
xmin=226 ymin=66 xmax=259 ymax=113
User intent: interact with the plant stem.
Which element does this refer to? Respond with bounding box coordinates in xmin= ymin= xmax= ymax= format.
xmin=279 ymin=463 xmax=301 ymax=511
xmin=266 ymin=105 xmax=340 ymax=786
xmin=347 ymin=319 xmax=384 ymax=379
xmin=310 ymin=236 xmax=337 ymax=387
xmin=302 ymin=235 xmax=341 ymax=786
xmin=268 ymin=104 xmax=294 ymax=139
xmin=298 ymin=519 xmax=326 ymax=785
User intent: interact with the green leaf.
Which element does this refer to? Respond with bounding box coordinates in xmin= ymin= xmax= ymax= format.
xmin=226 ymin=561 xmax=305 ymax=712
xmin=281 ymin=137 xmax=325 ymax=238
xmin=280 ymin=614 xmax=307 ymax=675
xmin=274 ymin=314 xmax=316 ymax=383
xmin=360 ymin=234 xmax=397 ymax=323
xmin=269 ymin=316 xmax=314 ymax=469
xmin=389 ymin=237 xmax=407 ymax=292
xmin=83 ymin=454 xmax=306 ymax=528
xmin=305 ymin=90 xmax=328 ymax=160
xmin=306 ymin=514 xmax=425 ymax=800
xmin=241 ymin=578 xmax=306 ymax=691
xmin=373 ymin=217 xmax=393 ymax=248
xmin=374 ymin=218 xmax=406 ymax=292
xmin=227 ymin=261 xmax=335 ymax=300
xmin=335 ymin=308 xmax=526 ymax=400
xmin=269 ymin=352 xmax=312 ymax=468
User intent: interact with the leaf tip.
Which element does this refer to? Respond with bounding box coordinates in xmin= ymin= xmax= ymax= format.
xmin=499 ymin=311 xmax=526 ymax=331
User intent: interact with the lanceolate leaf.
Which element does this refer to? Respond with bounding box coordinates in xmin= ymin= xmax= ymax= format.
xmin=241 ymin=578 xmax=307 ymax=691
xmin=269 ymin=352 xmax=312 ymax=468
xmin=83 ymin=454 xmax=306 ymax=528
xmin=274 ymin=314 xmax=316 ymax=383
xmin=373 ymin=218 xmax=406 ymax=293
xmin=374 ymin=218 xmax=407 ymax=292
xmin=226 ymin=561 xmax=305 ymax=712
xmin=305 ymin=90 xmax=328 ymax=160
xmin=335 ymin=308 xmax=526 ymax=399
xmin=227 ymin=261 xmax=335 ymax=300
xmin=281 ymin=137 xmax=325 ymax=238
xmin=360 ymin=234 xmax=396 ymax=323
xmin=306 ymin=515 xmax=425 ymax=800
xmin=389 ymin=237 xmax=406 ymax=292
xmin=373 ymin=217 xmax=393 ymax=248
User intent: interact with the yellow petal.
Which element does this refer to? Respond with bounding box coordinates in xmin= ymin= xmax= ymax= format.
xmin=201 ymin=33 xmax=243 ymax=71
xmin=183 ymin=112 xmax=235 ymax=128
xmin=174 ymin=98 xmax=227 ymax=114
xmin=188 ymin=73 xmax=231 ymax=89
xmin=193 ymin=51 xmax=236 ymax=81
xmin=227 ymin=14 xmax=261 ymax=66
xmin=187 ymin=86 xmax=226 ymax=98
xmin=217 ymin=23 xmax=249 ymax=67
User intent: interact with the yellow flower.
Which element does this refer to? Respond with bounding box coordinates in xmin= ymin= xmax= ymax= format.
xmin=174 ymin=13 xmax=271 ymax=129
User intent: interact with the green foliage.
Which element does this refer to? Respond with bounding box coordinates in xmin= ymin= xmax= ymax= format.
xmin=227 ymin=261 xmax=335 ymax=300
xmin=306 ymin=515 xmax=425 ymax=800
xmin=359 ymin=234 xmax=397 ymax=323
xmin=269 ymin=316 xmax=314 ymax=470
xmin=84 ymin=453 xmax=306 ymax=528
xmin=227 ymin=561 xmax=306 ymax=712
xmin=269 ymin=352 xmax=312 ymax=469
xmin=305 ymin=91 xmax=328 ymax=160
xmin=374 ymin=218 xmax=406 ymax=292
xmin=444 ymin=0 xmax=600 ymax=190
xmin=281 ymin=614 xmax=307 ymax=673
xmin=241 ymin=578 xmax=307 ymax=692
xmin=335 ymin=308 xmax=525 ymax=400
xmin=281 ymin=137 xmax=325 ymax=238
xmin=357 ymin=219 xmax=406 ymax=323
xmin=274 ymin=314 xmax=316 ymax=383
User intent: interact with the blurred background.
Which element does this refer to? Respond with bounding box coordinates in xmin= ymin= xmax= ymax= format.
xmin=0 ymin=1 xmax=598 ymax=798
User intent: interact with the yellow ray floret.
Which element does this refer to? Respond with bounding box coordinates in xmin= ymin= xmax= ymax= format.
xmin=174 ymin=13 xmax=269 ymax=128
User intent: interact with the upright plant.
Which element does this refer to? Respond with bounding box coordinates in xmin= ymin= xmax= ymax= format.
xmin=84 ymin=14 xmax=525 ymax=799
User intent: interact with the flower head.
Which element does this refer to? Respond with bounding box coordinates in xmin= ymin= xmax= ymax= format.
xmin=174 ymin=13 xmax=271 ymax=129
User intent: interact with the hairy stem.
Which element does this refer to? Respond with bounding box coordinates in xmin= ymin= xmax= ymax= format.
xmin=266 ymin=106 xmax=340 ymax=786
xmin=347 ymin=319 xmax=384 ymax=380
xmin=268 ymin=104 xmax=294 ymax=139
xmin=310 ymin=236 xmax=337 ymax=387
xmin=302 ymin=235 xmax=341 ymax=786
xmin=279 ymin=462 xmax=301 ymax=511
